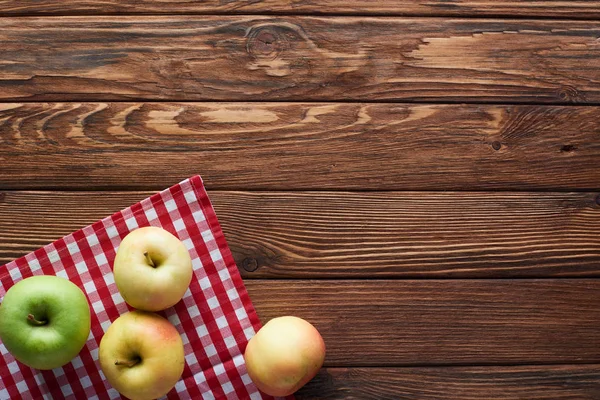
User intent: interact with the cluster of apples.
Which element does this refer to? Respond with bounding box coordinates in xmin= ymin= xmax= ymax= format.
xmin=0 ymin=226 xmax=193 ymax=400
xmin=99 ymin=226 xmax=194 ymax=400
xmin=0 ymin=224 xmax=327 ymax=398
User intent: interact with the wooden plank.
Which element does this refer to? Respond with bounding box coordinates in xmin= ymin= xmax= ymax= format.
xmin=247 ymin=280 xmax=600 ymax=365
xmin=1 ymin=103 xmax=599 ymax=191
xmin=1 ymin=191 xmax=598 ymax=277
xmin=296 ymin=365 xmax=600 ymax=399
xmin=0 ymin=18 xmax=599 ymax=103
xmin=1 ymin=1 xmax=599 ymax=19
xmin=214 ymin=191 xmax=600 ymax=278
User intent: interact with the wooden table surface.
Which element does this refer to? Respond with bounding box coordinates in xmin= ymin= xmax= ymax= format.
xmin=1 ymin=1 xmax=600 ymax=398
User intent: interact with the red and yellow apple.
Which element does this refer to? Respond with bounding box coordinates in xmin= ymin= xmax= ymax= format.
xmin=99 ymin=310 xmax=185 ymax=400
xmin=244 ymin=316 xmax=325 ymax=396
xmin=113 ymin=226 xmax=193 ymax=311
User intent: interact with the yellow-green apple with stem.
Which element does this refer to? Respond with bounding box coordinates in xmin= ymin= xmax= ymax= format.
xmin=99 ymin=310 xmax=185 ymax=400
xmin=113 ymin=226 xmax=193 ymax=311
xmin=244 ymin=316 xmax=326 ymax=396
xmin=0 ymin=275 xmax=91 ymax=370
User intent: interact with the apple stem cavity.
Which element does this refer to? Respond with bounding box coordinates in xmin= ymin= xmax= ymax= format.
xmin=114 ymin=359 xmax=140 ymax=368
xmin=144 ymin=252 xmax=157 ymax=268
xmin=27 ymin=313 xmax=48 ymax=326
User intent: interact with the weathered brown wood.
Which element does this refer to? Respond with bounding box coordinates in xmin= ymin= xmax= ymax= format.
xmin=215 ymin=191 xmax=600 ymax=278
xmin=0 ymin=18 xmax=599 ymax=103
xmin=247 ymin=279 xmax=600 ymax=365
xmin=1 ymin=103 xmax=599 ymax=191
xmin=296 ymin=365 xmax=600 ymax=399
xmin=1 ymin=1 xmax=599 ymax=19
xmin=1 ymin=191 xmax=599 ymax=277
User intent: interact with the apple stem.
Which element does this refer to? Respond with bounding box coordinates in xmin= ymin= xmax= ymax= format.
xmin=144 ymin=252 xmax=156 ymax=268
xmin=27 ymin=314 xmax=48 ymax=326
xmin=114 ymin=359 xmax=140 ymax=368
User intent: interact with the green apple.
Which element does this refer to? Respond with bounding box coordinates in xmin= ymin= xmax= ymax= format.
xmin=113 ymin=227 xmax=193 ymax=311
xmin=99 ymin=310 xmax=185 ymax=400
xmin=0 ymin=275 xmax=91 ymax=370
xmin=244 ymin=316 xmax=326 ymax=396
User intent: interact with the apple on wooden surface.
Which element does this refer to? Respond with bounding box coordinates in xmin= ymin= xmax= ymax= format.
xmin=0 ymin=275 xmax=91 ymax=370
xmin=99 ymin=310 xmax=185 ymax=400
xmin=244 ymin=316 xmax=326 ymax=396
xmin=113 ymin=226 xmax=193 ymax=311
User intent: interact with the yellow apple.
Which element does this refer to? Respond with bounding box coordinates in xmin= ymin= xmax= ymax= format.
xmin=113 ymin=226 xmax=193 ymax=311
xmin=98 ymin=310 xmax=185 ymax=400
xmin=244 ymin=316 xmax=326 ymax=396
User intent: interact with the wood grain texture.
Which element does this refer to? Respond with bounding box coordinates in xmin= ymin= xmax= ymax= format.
xmin=214 ymin=191 xmax=600 ymax=278
xmin=296 ymin=365 xmax=600 ymax=399
xmin=1 ymin=191 xmax=598 ymax=277
xmin=247 ymin=280 xmax=600 ymax=365
xmin=0 ymin=17 xmax=599 ymax=103
xmin=1 ymin=1 xmax=599 ymax=18
xmin=1 ymin=103 xmax=599 ymax=191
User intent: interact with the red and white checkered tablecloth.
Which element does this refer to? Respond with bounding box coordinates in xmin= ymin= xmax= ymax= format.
xmin=0 ymin=176 xmax=283 ymax=400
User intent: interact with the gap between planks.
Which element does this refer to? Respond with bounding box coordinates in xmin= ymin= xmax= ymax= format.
xmin=4 ymin=99 xmax=600 ymax=107
xmin=1 ymin=13 xmax=600 ymax=21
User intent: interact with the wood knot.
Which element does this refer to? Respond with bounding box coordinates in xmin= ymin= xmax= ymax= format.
xmin=557 ymin=85 xmax=585 ymax=103
xmin=560 ymin=144 xmax=577 ymax=153
xmin=246 ymin=27 xmax=288 ymax=60
xmin=241 ymin=257 xmax=259 ymax=272
xmin=491 ymin=141 xmax=502 ymax=151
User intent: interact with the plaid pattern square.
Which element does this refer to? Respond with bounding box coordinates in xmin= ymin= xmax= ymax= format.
xmin=0 ymin=176 xmax=281 ymax=400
